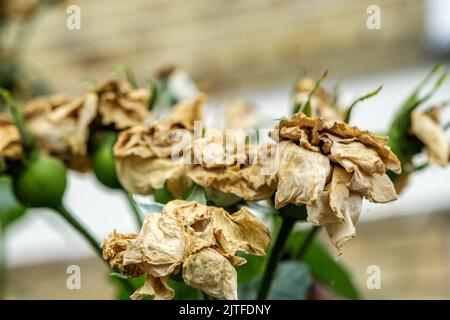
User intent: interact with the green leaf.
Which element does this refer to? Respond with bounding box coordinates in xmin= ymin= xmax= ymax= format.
xmin=183 ymin=184 xmax=207 ymax=205
xmin=168 ymin=278 xmax=204 ymax=300
xmin=203 ymin=187 xmax=240 ymax=207
xmin=153 ymin=186 xmax=175 ymax=204
xmin=239 ymin=260 xmax=312 ymax=300
xmin=0 ymin=175 xmax=26 ymax=230
xmin=268 ymin=260 xmax=312 ymax=299
xmin=236 ymin=253 xmax=265 ymax=284
xmin=286 ymin=230 xmax=360 ymax=299
xmin=293 ymin=69 xmax=328 ymax=116
xmin=110 ymin=274 xmax=147 ymax=300
xmin=147 ymin=79 xmax=159 ymax=111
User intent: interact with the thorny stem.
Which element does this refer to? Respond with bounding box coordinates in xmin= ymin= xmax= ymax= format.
xmin=123 ymin=190 xmax=144 ymax=229
xmin=257 ymin=215 xmax=297 ymax=300
xmin=296 ymin=226 xmax=320 ymax=259
xmin=52 ymin=203 xmax=135 ymax=296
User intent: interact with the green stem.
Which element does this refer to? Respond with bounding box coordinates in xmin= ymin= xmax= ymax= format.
xmin=257 ymin=215 xmax=297 ymax=300
xmin=123 ymin=191 xmax=144 ymax=228
xmin=296 ymin=226 xmax=320 ymax=259
xmin=53 ymin=203 xmax=101 ymax=257
xmin=52 ymin=203 xmax=135 ymax=295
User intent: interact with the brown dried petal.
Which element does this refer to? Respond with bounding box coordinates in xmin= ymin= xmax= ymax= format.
xmin=101 ymin=230 xmax=141 ymax=277
xmin=411 ymin=111 xmax=449 ymax=167
xmin=210 ymin=206 xmax=270 ymax=257
xmin=275 ymin=140 xmax=331 ymax=208
xmin=116 ymin=155 xmax=188 ymax=195
xmin=182 ymin=247 xmax=238 ymax=300
xmin=0 ymin=115 xmax=22 ymax=162
xmin=187 ymin=164 xmax=274 ymax=201
xmin=123 ymin=212 xmax=185 ymax=278
xmin=24 ymin=93 xmax=97 ymax=157
xmin=322 ymin=133 xmax=386 ymax=174
xmin=348 ymin=170 xmax=397 ymax=203
xmin=97 ymin=79 xmax=151 ymax=129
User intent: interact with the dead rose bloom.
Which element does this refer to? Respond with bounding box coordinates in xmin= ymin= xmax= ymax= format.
xmin=22 ymin=94 xmax=98 ymax=171
xmin=114 ymin=94 xmax=205 ymax=197
xmin=187 ymin=133 xmax=277 ymax=201
xmin=101 ymin=200 xmax=271 ymax=300
xmin=0 ymin=114 xmax=23 ymax=164
xmin=410 ymin=107 xmax=449 ymax=167
xmin=294 ymin=77 xmax=345 ymax=121
xmin=273 ymin=113 xmax=401 ymax=249
xmin=95 ymin=79 xmax=151 ymax=130
xmin=224 ymin=101 xmax=256 ymax=130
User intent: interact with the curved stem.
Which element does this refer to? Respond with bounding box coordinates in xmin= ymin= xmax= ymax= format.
xmin=296 ymin=226 xmax=320 ymax=259
xmin=52 ymin=203 xmax=135 ymax=295
xmin=53 ymin=203 xmax=101 ymax=257
xmin=123 ymin=191 xmax=143 ymax=229
xmin=257 ymin=215 xmax=297 ymax=300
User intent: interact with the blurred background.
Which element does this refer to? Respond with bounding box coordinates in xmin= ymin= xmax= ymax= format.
xmin=1 ymin=0 xmax=450 ymax=299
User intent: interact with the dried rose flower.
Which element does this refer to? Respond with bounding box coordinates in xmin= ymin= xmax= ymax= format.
xmin=410 ymin=107 xmax=449 ymax=167
xmin=95 ymin=79 xmax=151 ymax=130
xmin=273 ymin=112 xmax=401 ymax=249
xmin=294 ymin=77 xmax=344 ymax=121
xmin=101 ymin=200 xmax=271 ymax=300
xmin=0 ymin=114 xmax=23 ymax=164
xmin=114 ymin=94 xmax=205 ymax=197
xmin=22 ymin=94 xmax=98 ymax=171
xmin=224 ymin=101 xmax=256 ymax=130
xmin=187 ymin=135 xmax=277 ymax=201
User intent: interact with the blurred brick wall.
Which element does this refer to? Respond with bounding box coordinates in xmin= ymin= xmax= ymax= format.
xmin=15 ymin=0 xmax=427 ymax=94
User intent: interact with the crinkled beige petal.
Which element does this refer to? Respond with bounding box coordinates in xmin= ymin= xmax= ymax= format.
xmin=325 ymin=192 xmax=362 ymax=249
xmin=411 ymin=111 xmax=449 ymax=167
xmin=97 ymin=79 xmax=151 ymax=129
xmin=182 ymin=247 xmax=238 ymax=300
xmin=131 ymin=274 xmax=174 ymax=300
xmin=0 ymin=115 xmax=22 ymax=162
xmin=348 ymin=170 xmax=397 ymax=203
xmin=123 ymin=212 xmax=185 ymax=278
xmin=210 ymin=206 xmax=270 ymax=257
xmin=101 ymin=230 xmax=142 ymax=277
xmin=187 ymin=164 xmax=275 ymax=201
xmin=116 ymin=155 xmax=189 ymax=195
xmin=277 ymin=113 xmax=401 ymax=174
xmin=163 ymin=200 xmax=216 ymax=254
xmin=322 ymin=133 xmax=386 ymax=174
xmin=24 ymin=93 xmax=98 ymax=158
xmin=162 ymin=93 xmax=205 ymax=131
xmin=275 ymin=140 xmax=331 ymax=208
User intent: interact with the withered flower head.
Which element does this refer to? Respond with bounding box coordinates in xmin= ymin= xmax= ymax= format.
xmin=187 ymin=134 xmax=277 ymax=201
xmin=114 ymin=94 xmax=205 ymax=196
xmin=294 ymin=77 xmax=344 ymax=121
xmin=224 ymin=101 xmax=256 ymax=130
xmin=0 ymin=114 xmax=23 ymax=164
xmin=23 ymin=94 xmax=98 ymax=171
xmin=274 ymin=112 xmax=401 ymax=249
xmin=96 ymin=79 xmax=151 ymax=129
xmin=101 ymin=200 xmax=271 ymax=300
xmin=410 ymin=107 xmax=449 ymax=167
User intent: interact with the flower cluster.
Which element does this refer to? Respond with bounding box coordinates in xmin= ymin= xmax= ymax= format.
xmin=102 ymin=200 xmax=270 ymax=300
xmin=19 ymin=79 xmax=151 ymax=171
